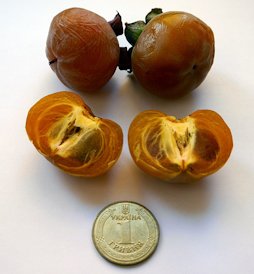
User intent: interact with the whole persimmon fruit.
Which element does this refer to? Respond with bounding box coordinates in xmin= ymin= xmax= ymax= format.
xmin=128 ymin=110 xmax=233 ymax=182
xmin=46 ymin=8 xmax=121 ymax=92
xmin=125 ymin=11 xmax=215 ymax=98
xmin=26 ymin=92 xmax=123 ymax=177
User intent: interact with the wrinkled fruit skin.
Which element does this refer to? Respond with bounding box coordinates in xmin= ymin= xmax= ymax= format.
xmin=46 ymin=8 xmax=120 ymax=92
xmin=132 ymin=12 xmax=215 ymax=98
xmin=26 ymin=92 xmax=123 ymax=177
xmin=128 ymin=110 xmax=233 ymax=182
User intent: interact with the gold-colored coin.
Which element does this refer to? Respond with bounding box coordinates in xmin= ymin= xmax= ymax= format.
xmin=92 ymin=201 xmax=160 ymax=265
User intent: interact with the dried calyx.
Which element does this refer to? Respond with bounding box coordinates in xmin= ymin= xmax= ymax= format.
xmin=118 ymin=47 xmax=133 ymax=72
xmin=108 ymin=12 xmax=123 ymax=36
xmin=119 ymin=8 xmax=163 ymax=72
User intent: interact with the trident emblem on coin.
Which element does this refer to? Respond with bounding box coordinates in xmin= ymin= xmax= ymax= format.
xmin=119 ymin=204 xmax=133 ymax=244
xmin=122 ymin=204 xmax=130 ymax=215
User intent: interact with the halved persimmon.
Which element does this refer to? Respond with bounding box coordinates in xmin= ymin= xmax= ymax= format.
xmin=128 ymin=110 xmax=233 ymax=181
xmin=26 ymin=91 xmax=123 ymax=177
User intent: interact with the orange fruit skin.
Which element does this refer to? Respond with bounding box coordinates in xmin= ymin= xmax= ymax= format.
xmin=132 ymin=12 xmax=215 ymax=98
xmin=46 ymin=8 xmax=120 ymax=92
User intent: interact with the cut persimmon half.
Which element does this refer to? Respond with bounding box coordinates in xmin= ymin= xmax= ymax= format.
xmin=128 ymin=110 xmax=233 ymax=181
xmin=26 ymin=91 xmax=123 ymax=177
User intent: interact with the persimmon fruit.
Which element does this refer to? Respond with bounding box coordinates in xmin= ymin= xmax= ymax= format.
xmin=126 ymin=11 xmax=215 ymax=98
xmin=128 ymin=110 xmax=233 ymax=182
xmin=26 ymin=92 xmax=123 ymax=177
xmin=46 ymin=8 xmax=121 ymax=92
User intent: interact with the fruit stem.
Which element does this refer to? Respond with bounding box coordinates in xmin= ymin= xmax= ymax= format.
xmin=118 ymin=47 xmax=133 ymax=72
xmin=108 ymin=12 xmax=123 ymax=36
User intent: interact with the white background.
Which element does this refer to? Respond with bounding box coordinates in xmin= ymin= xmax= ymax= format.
xmin=1 ymin=0 xmax=254 ymax=273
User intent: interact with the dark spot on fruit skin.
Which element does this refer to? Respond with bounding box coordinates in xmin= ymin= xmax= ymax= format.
xmin=49 ymin=58 xmax=57 ymax=65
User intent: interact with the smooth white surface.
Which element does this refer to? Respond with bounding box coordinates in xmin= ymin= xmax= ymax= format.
xmin=1 ymin=0 xmax=254 ymax=273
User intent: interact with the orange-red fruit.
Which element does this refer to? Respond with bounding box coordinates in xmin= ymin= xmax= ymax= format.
xmin=128 ymin=110 xmax=233 ymax=181
xmin=26 ymin=92 xmax=123 ymax=177
xmin=46 ymin=8 xmax=120 ymax=92
xmin=132 ymin=12 xmax=215 ymax=98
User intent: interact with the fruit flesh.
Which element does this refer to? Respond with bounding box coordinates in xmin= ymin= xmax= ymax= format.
xmin=48 ymin=106 xmax=102 ymax=164
xmin=128 ymin=110 xmax=233 ymax=181
xmin=138 ymin=116 xmax=197 ymax=169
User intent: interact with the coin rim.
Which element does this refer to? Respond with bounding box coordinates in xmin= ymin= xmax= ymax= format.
xmin=92 ymin=200 xmax=160 ymax=266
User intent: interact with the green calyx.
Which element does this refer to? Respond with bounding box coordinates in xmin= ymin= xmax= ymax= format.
xmin=119 ymin=8 xmax=163 ymax=72
xmin=145 ymin=8 xmax=163 ymax=23
xmin=125 ymin=21 xmax=146 ymax=47
xmin=124 ymin=8 xmax=163 ymax=47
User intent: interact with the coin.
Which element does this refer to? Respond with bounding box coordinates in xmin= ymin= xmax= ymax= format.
xmin=92 ymin=201 xmax=160 ymax=265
